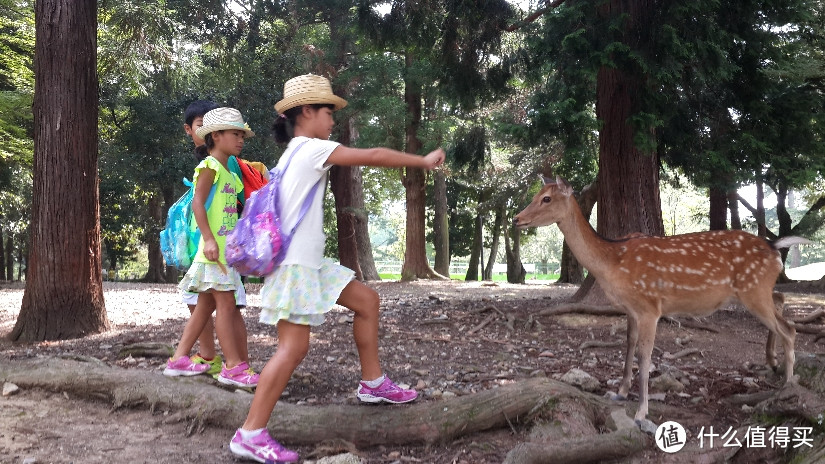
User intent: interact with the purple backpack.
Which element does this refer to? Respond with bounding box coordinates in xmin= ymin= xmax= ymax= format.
xmin=225 ymin=141 xmax=323 ymax=276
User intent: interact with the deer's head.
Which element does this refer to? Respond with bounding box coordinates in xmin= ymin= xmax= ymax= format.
xmin=513 ymin=176 xmax=574 ymax=229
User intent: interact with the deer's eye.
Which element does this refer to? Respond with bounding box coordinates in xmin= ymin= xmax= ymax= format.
xmin=541 ymin=196 xmax=551 ymax=204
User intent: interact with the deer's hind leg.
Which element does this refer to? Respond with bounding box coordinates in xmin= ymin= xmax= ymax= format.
xmin=614 ymin=313 xmax=639 ymax=401
xmin=765 ymin=292 xmax=785 ymax=371
xmin=740 ymin=289 xmax=796 ymax=383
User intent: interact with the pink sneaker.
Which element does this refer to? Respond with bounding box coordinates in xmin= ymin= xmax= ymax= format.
xmin=218 ymin=362 xmax=259 ymax=387
xmin=357 ymin=376 xmax=418 ymax=404
xmin=229 ymin=428 xmax=298 ymax=463
xmin=163 ymin=356 xmax=209 ymax=377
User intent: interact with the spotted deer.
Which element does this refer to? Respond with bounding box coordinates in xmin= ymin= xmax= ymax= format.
xmin=513 ymin=177 xmax=805 ymax=422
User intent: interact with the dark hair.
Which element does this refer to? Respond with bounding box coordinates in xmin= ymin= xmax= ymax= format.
xmin=184 ymin=100 xmax=219 ymax=126
xmin=193 ymin=132 xmax=218 ymax=162
xmin=272 ymin=104 xmax=335 ymax=144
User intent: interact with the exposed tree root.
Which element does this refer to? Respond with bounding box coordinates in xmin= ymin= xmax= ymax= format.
xmin=0 ymin=356 xmax=605 ymax=448
xmin=537 ymin=304 xmax=625 ymax=317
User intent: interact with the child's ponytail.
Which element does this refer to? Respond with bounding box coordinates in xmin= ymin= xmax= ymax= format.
xmin=193 ymin=133 xmax=217 ymax=161
xmin=272 ymin=107 xmax=300 ymax=144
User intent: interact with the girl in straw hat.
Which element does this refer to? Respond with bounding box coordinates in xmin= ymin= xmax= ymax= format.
xmin=229 ymin=74 xmax=444 ymax=463
xmin=164 ymin=107 xmax=259 ymax=388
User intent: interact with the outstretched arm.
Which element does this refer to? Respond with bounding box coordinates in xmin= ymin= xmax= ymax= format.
xmin=326 ymin=146 xmax=445 ymax=170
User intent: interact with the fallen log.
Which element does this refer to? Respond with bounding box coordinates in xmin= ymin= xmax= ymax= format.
xmin=0 ymin=356 xmax=596 ymax=447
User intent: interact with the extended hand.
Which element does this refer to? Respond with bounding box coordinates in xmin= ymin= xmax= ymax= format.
xmin=423 ymin=148 xmax=446 ymax=170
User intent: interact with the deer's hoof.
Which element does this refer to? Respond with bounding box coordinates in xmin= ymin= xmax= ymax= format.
xmin=635 ymin=418 xmax=658 ymax=435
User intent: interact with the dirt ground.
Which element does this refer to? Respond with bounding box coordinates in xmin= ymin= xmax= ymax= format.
xmin=1 ymin=279 xmax=824 ymax=464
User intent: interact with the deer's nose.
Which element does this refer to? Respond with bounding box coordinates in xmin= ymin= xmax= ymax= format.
xmin=512 ymin=217 xmax=520 ymax=226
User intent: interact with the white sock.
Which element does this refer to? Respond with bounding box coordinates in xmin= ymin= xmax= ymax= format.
xmin=363 ymin=374 xmax=385 ymax=388
xmin=239 ymin=428 xmax=265 ymax=440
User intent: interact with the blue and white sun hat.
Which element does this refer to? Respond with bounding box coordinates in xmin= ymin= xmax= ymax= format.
xmin=195 ymin=107 xmax=255 ymax=139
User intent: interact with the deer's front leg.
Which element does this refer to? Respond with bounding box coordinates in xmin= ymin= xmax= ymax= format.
xmin=614 ymin=314 xmax=639 ymax=401
xmin=633 ymin=315 xmax=659 ymax=422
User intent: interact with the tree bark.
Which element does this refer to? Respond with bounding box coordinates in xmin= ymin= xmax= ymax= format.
xmin=400 ymin=53 xmax=443 ymax=281
xmin=482 ymin=205 xmax=505 ymax=281
xmin=11 ymin=0 xmax=108 ymax=341
xmin=6 ymin=233 xmax=13 ymax=281
xmin=0 ymin=357 xmax=596 ymax=447
xmin=352 ymin=166 xmax=380 ymax=281
xmin=558 ymin=182 xmax=597 ymax=284
xmin=0 ymin=229 xmax=4 ymax=281
xmin=728 ymin=189 xmax=742 ymax=230
xmin=465 ymin=212 xmax=483 ymax=281
xmin=708 ymin=186 xmax=728 ymax=231
xmin=505 ymin=225 xmax=526 ymax=284
xmin=331 ymin=164 xmax=363 ymax=280
xmin=432 ymin=170 xmax=450 ymax=277
xmin=144 ymin=193 xmax=166 ymax=283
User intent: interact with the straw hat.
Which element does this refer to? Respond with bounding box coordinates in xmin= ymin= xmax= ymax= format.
xmin=195 ymin=107 xmax=255 ymax=139
xmin=274 ymin=74 xmax=348 ymax=114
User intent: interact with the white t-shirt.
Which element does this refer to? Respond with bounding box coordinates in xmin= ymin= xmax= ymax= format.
xmin=276 ymin=136 xmax=340 ymax=268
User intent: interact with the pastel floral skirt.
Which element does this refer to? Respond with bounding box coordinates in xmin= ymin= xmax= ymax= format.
xmin=259 ymin=258 xmax=354 ymax=327
xmin=179 ymin=262 xmax=244 ymax=297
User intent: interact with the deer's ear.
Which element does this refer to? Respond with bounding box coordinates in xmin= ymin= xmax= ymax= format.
xmin=555 ymin=176 xmax=573 ymax=196
xmin=541 ymin=175 xmax=554 ymax=185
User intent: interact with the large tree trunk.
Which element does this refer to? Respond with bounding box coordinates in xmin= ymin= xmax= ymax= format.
xmin=708 ymin=186 xmax=728 ymax=231
xmin=432 ymin=170 xmax=450 ymax=277
xmin=400 ymin=53 xmax=443 ymax=281
xmin=572 ymin=1 xmax=662 ymax=304
xmin=10 ymin=0 xmax=108 ymax=341
xmin=144 ymin=193 xmax=166 ymax=283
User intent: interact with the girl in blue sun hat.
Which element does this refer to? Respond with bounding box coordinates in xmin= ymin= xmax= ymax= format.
xmin=228 ymin=74 xmax=445 ymax=463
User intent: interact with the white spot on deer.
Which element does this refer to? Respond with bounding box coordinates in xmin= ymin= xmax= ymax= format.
xmin=620 ymin=267 xmax=630 ymax=273
xmin=636 ymin=256 xmax=642 ymax=262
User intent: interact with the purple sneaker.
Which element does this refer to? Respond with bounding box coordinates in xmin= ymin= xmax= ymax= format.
xmin=218 ymin=362 xmax=259 ymax=388
xmin=229 ymin=428 xmax=298 ymax=463
xmin=163 ymin=356 xmax=209 ymax=377
xmin=357 ymin=377 xmax=418 ymax=404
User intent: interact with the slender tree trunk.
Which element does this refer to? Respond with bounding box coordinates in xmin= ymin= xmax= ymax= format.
xmin=558 ymin=182 xmax=597 ymax=284
xmin=0 ymin=229 xmax=5 ymax=281
xmin=483 ymin=206 xmax=504 ymax=281
xmin=5 ymin=232 xmax=13 ymax=281
xmin=465 ymin=212 xmax=482 ymax=281
xmin=775 ymin=183 xmax=792 ymax=265
xmin=144 ymin=193 xmax=166 ymax=282
xmin=787 ymin=189 xmax=801 ymax=268
xmin=400 ymin=53 xmax=442 ymax=281
xmin=352 ymin=166 xmax=380 ymax=281
xmin=160 ymin=184 xmax=179 ymax=283
xmin=432 ymin=170 xmax=450 ymax=277
xmin=11 ymin=0 xmax=108 ymax=341
xmin=756 ymin=179 xmax=767 ymax=238
xmin=708 ymin=186 xmax=728 ymax=231
xmin=728 ymin=189 xmax=742 ymax=230
xmin=505 ymin=226 xmax=525 ymax=284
